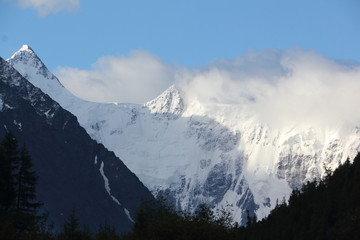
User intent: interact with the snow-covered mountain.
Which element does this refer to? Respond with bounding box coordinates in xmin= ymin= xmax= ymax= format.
xmin=8 ymin=45 xmax=360 ymax=224
xmin=0 ymin=55 xmax=154 ymax=232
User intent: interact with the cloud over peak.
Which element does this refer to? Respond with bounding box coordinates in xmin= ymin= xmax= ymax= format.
xmin=57 ymin=50 xmax=176 ymax=104
xmin=176 ymin=48 xmax=360 ymax=130
xmin=57 ymin=48 xmax=360 ymax=130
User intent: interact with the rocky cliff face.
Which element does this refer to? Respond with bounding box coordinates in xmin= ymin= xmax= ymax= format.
xmin=0 ymin=57 xmax=154 ymax=232
xmin=7 ymin=45 xmax=360 ymax=224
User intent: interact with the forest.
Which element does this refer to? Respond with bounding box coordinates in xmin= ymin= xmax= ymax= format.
xmin=1 ymin=132 xmax=359 ymax=240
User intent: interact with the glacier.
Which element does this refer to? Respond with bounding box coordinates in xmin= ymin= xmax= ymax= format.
xmin=7 ymin=45 xmax=360 ymax=224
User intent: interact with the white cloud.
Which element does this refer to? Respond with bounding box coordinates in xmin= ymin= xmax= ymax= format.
xmin=178 ymin=48 xmax=360 ymax=130
xmin=57 ymin=48 xmax=360 ymax=131
xmin=57 ymin=50 xmax=176 ymax=104
xmin=8 ymin=0 xmax=79 ymax=17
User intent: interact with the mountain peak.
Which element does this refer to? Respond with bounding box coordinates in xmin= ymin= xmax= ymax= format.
xmin=8 ymin=44 xmax=42 ymax=68
xmin=145 ymin=85 xmax=185 ymax=119
xmin=7 ymin=44 xmax=65 ymax=91
xmin=10 ymin=44 xmax=37 ymax=60
xmin=19 ymin=44 xmax=34 ymax=52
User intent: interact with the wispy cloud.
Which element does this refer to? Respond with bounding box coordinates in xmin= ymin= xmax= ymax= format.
xmin=6 ymin=0 xmax=79 ymax=17
xmin=57 ymin=48 xmax=360 ymax=130
xmin=57 ymin=50 xmax=176 ymax=104
xmin=179 ymin=48 xmax=360 ymax=130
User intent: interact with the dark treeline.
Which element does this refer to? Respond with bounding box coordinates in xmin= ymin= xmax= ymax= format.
xmin=242 ymin=153 xmax=360 ymax=240
xmin=121 ymin=152 xmax=360 ymax=240
xmin=1 ymin=132 xmax=360 ymax=239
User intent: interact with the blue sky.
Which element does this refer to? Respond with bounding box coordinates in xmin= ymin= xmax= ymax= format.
xmin=1 ymin=0 xmax=360 ymax=106
xmin=1 ymin=0 xmax=359 ymax=71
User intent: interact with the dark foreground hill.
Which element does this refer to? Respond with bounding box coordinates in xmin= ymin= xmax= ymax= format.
xmin=0 ymin=57 xmax=154 ymax=233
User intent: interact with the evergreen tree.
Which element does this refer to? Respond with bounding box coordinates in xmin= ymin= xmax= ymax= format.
xmin=59 ymin=209 xmax=81 ymax=240
xmin=95 ymin=224 xmax=120 ymax=240
xmin=15 ymin=145 xmax=42 ymax=215
xmin=59 ymin=208 xmax=92 ymax=240
xmin=0 ymin=132 xmax=18 ymax=214
xmin=0 ymin=132 xmax=49 ymax=238
xmin=13 ymin=145 xmax=43 ymax=234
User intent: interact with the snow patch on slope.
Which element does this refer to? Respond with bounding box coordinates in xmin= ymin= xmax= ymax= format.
xmin=124 ymin=208 xmax=134 ymax=223
xmin=99 ymin=161 xmax=121 ymax=206
xmin=99 ymin=161 xmax=135 ymax=223
xmin=0 ymin=96 xmax=3 ymax=111
xmin=13 ymin=120 xmax=22 ymax=131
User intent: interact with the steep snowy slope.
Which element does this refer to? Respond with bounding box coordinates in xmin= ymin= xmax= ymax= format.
xmin=8 ymin=45 xmax=360 ymax=224
xmin=0 ymin=57 xmax=154 ymax=232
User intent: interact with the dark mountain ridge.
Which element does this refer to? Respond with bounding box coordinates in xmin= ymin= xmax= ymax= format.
xmin=0 ymin=57 xmax=154 ymax=233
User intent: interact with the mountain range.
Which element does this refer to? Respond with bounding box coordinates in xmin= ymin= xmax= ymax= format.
xmin=4 ymin=45 xmax=360 ymax=225
xmin=0 ymin=54 xmax=153 ymax=233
